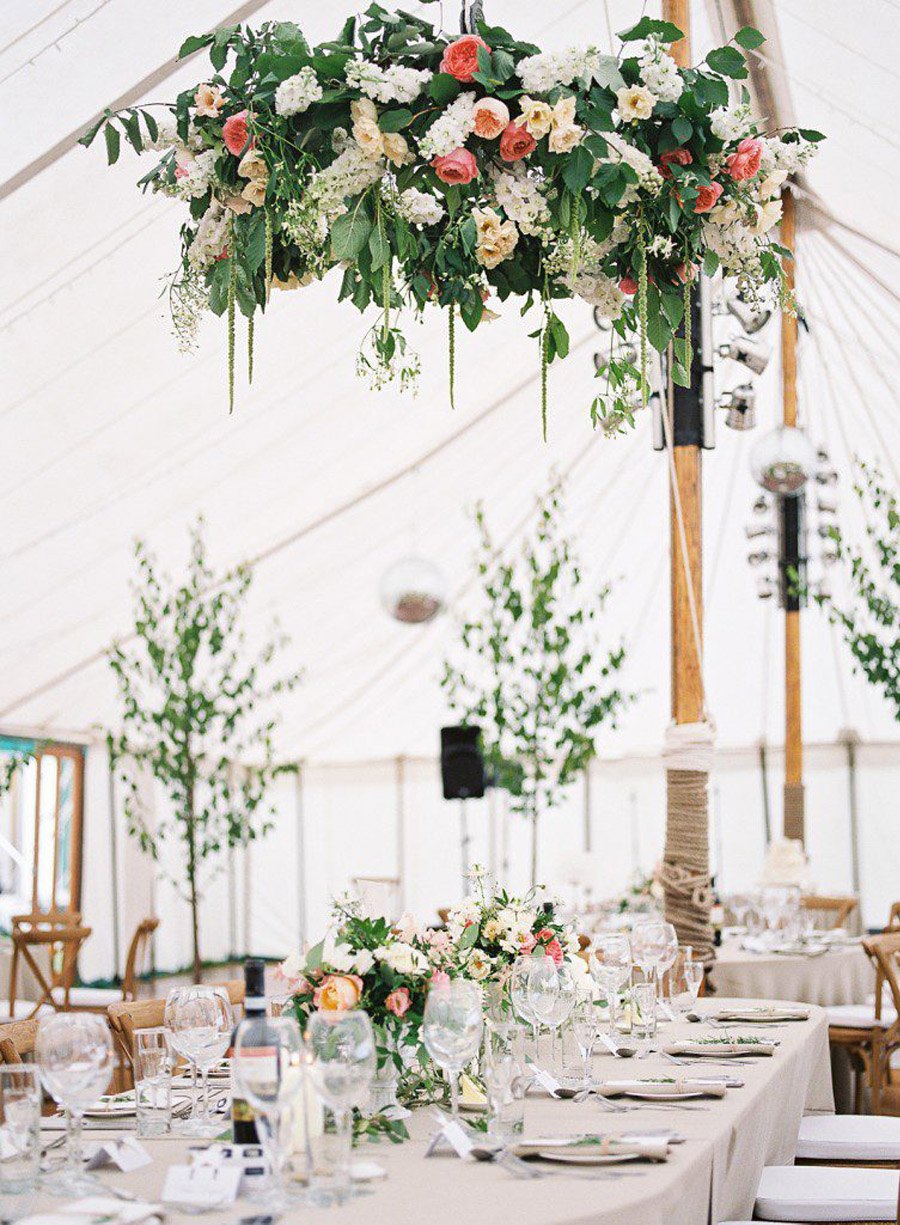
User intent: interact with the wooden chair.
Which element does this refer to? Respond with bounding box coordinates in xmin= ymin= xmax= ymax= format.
xmin=862 ymin=933 xmax=900 ymax=1116
xmin=6 ymin=910 xmax=92 ymax=1021
xmin=108 ymin=980 xmax=244 ymax=1088
xmin=0 ymin=1019 xmax=39 ymax=1065
xmin=887 ymin=903 xmax=900 ymax=933
xmin=57 ymin=916 xmax=160 ymax=1011
xmin=802 ymin=894 xmax=859 ymax=931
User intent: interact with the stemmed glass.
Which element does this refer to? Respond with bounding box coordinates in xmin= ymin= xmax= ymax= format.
xmin=570 ymin=998 xmax=600 ymax=1091
xmin=168 ymin=986 xmax=233 ymax=1138
xmin=306 ymin=1010 xmax=376 ymax=1204
xmin=590 ymin=933 xmax=632 ymax=1034
xmin=510 ymin=956 xmax=540 ymax=1053
xmin=37 ymin=1013 xmax=115 ymax=1196
xmin=232 ymin=1015 xmax=306 ymax=1212
xmin=656 ymin=922 xmax=679 ymax=1008
xmin=421 ymin=979 xmax=483 ymax=1122
xmin=527 ymin=958 xmax=576 ymax=1074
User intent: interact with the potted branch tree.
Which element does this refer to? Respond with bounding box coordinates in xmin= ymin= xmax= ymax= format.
xmin=442 ymin=481 xmax=633 ymax=886
xmin=107 ymin=522 xmax=302 ymax=982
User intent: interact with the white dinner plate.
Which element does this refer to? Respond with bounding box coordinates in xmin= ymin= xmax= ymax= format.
xmin=536 ymin=1150 xmax=642 ymax=1165
xmin=623 ymin=1089 xmax=705 ymax=1101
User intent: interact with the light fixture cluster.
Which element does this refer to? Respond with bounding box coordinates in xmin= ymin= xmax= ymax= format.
xmin=746 ymin=439 xmax=840 ymax=603
xmin=713 ymin=290 xmax=773 ymax=432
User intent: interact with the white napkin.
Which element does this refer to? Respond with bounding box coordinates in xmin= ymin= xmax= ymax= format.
xmin=510 ymin=1134 xmax=669 ymax=1161
xmin=20 ymin=1199 xmax=162 ymax=1225
xmin=698 ymin=1006 xmax=809 ymax=1023
xmin=665 ymin=1040 xmax=776 ymax=1057
xmin=596 ymin=1078 xmax=727 ymax=1098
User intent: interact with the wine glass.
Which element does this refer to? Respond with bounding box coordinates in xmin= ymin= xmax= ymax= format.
xmin=168 ymin=986 xmax=233 ymax=1138
xmin=510 ymin=956 xmax=540 ymax=1052
xmin=527 ymin=958 xmax=575 ymax=1074
xmin=656 ymin=922 xmax=679 ymax=1007
xmin=421 ymin=979 xmax=483 ymax=1122
xmin=164 ymin=987 xmax=198 ymax=1131
xmin=589 ymin=933 xmax=632 ymax=1034
xmin=233 ymin=1016 xmax=305 ymax=1212
xmin=306 ymin=1010 xmax=376 ymax=1204
xmin=570 ymin=998 xmax=600 ymax=1090
xmin=631 ymin=920 xmax=669 ymax=988
xmin=37 ymin=1013 xmax=114 ymax=1196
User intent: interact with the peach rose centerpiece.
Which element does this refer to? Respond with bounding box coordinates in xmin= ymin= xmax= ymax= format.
xmin=440 ymin=34 xmax=490 ymax=83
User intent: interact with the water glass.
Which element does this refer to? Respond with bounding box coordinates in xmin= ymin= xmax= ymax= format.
xmin=134 ymin=1028 xmax=172 ymax=1137
xmin=307 ymin=1010 xmax=376 ymax=1205
xmin=37 ymin=1013 xmax=114 ymax=1196
xmin=590 ymin=933 xmax=632 ymax=1033
xmin=483 ymin=1021 xmax=526 ymax=1140
xmin=631 ymin=982 xmax=658 ymax=1039
xmin=0 ymin=1065 xmax=40 ymax=1222
xmin=422 ymin=980 xmax=483 ymax=1123
xmin=570 ymin=998 xmax=601 ymax=1089
xmin=527 ymin=958 xmax=576 ymax=1073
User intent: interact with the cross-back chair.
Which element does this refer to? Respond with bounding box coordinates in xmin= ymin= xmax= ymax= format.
xmin=0 ymin=1019 xmax=40 ymax=1065
xmin=862 ymin=932 xmax=900 ymax=1116
xmin=802 ymin=894 xmax=859 ymax=931
xmin=7 ymin=910 xmax=92 ymax=1021
xmin=59 ymin=916 xmax=160 ymax=1011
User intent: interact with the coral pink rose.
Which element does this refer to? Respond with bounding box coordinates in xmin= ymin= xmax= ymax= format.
xmin=619 ymin=275 xmax=638 ymax=295
xmin=694 ymin=181 xmax=723 ymax=213
xmin=518 ymin=933 xmax=537 ymax=954
xmin=430 ymin=970 xmax=450 ymax=989
xmin=726 ymin=137 xmax=762 ymax=181
xmin=223 ymin=110 xmax=252 ymax=156
xmin=499 ymin=122 xmax=536 ymax=163
xmin=675 ymin=262 xmax=697 ymax=284
xmin=659 ymin=148 xmax=693 ymax=179
xmin=432 ymin=147 xmax=479 ymax=184
xmin=385 ymin=987 xmax=411 ymax=1018
xmin=544 ymin=939 xmax=564 ymax=966
xmin=440 ymin=34 xmax=490 ymax=83
xmin=472 ymin=97 xmax=510 ymax=139
xmin=313 ymin=973 xmax=363 ymax=1012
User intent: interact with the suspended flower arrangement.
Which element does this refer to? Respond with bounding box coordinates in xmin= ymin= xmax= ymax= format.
xmin=83 ymin=6 xmax=822 ymax=433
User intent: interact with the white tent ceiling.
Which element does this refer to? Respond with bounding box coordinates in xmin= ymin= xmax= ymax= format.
xmin=1 ymin=0 xmax=899 ymax=766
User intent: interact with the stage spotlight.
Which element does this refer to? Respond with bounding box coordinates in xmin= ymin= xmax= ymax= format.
xmin=746 ymin=523 xmax=773 ymax=540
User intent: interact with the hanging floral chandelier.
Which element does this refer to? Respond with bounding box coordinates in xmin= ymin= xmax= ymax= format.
xmin=83 ymin=6 xmax=822 ymax=433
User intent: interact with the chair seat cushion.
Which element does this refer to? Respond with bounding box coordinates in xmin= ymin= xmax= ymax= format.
xmin=797 ymin=1114 xmax=900 ymax=1162
xmin=755 ymin=1165 xmax=900 ymax=1221
xmin=826 ymin=1003 xmax=897 ymax=1029
xmin=51 ymin=986 xmax=124 ymax=1008
xmin=0 ymin=1000 xmax=54 ymax=1021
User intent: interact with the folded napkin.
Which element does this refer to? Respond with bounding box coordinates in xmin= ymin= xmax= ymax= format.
xmin=773 ymin=942 xmax=828 ymax=957
xmin=665 ymin=1040 xmax=776 ymax=1058
xmin=691 ymin=1007 xmax=809 ymax=1023
xmin=509 ymin=1134 xmax=669 ymax=1162
xmin=20 ymin=1198 xmax=162 ymax=1225
xmin=596 ymin=1078 xmax=727 ymax=1099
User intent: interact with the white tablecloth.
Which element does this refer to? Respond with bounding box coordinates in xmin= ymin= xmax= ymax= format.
xmin=28 ymin=999 xmax=833 ymax=1225
xmin=711 ymin=940 xmax=873 ymax=1008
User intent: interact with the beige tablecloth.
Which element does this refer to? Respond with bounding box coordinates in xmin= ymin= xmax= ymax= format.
xmin=28 ymin=998 xmax=832 ymax=1225
xmin=711 ymin=939 xmax=873 ymax=1007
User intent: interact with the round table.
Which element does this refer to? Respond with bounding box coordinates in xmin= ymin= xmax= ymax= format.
xmin=28 ymin=1000 xmax=834 ymax=1225
xmin=711 ymin=939 xmax=873 ymax=1007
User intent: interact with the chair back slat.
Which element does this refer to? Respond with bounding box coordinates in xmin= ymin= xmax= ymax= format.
xmin=801 ymin=895 xmax=858 ymax=930
xmin=121 ymin=918 xmax=160 ymax=1001
xmin=9 ymin=911 xmax=91 ymax=1018
xmin=0 ymin=1019 xmax=40 ymax=1064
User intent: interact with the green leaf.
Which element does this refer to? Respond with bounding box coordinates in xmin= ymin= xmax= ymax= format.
xmin=78 ymin=116 xmax=106 ymax=149
xmin=178 ymin=32 xmax=213 ymax=59
xmin=705 ymin=46 xmax=748 ymax=79
xmin=798 ymin=128 xmax=826 ymax=142
xmin=618 ymin=17 xmax=684 ymax=43
xmin=734 ymin=25 xmax=765 ymax=50
xmin=588 ymin=54 xmax=625 ymax=91
xmin=646 ymin=307 xmax=674 ymax=353
xmin=458 ymin=922 xmax=480 ymax=950
xmin=142 ymin=111 xmax=159 ymax=143
xmin=330 ymin=207 xmax=372 ymax=260
xmin=549 ymin=315 xmax=570 ymax=360
xmin=429 ymin=72 xmax=462 ymax=105
xmin=369 ymin=225 xmax=390 ymax=271
xmin=379 ymin=107 xmax=413 ymax=133
xmin=104 ymin=123 xmax=121 ymax=165
xmin=492 ymin=49 xmax=516 ymax=82
xmin=121 ymin=110 xmax=143 ymax=153
xmin=702 ymin=250 xmax=720 ymax=277
xmin=671 ymin=116 xmax=692 ymax=144
xmin=561 ymin=144 xmax=593 ymax=195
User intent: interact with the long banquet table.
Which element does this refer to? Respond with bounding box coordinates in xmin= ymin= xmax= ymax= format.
xmin=30 ymin=999 xmax=833 ymax=1225
xmin=712 ymin=939 xmax=873 ymax=1007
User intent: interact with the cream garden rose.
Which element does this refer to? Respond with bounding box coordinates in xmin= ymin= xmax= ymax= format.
xmin=548 ymin=96 xmax=584 ymax=153
xmin=194 ymin=83 xmax=224 ymax=117
xmin=382 ymin=131 xmax=414 ymax=167
xmin=473 ymin=206 xmax=518 ymax=269
xmin=351 ymin=97 xmax=384 ymax=160
xmin=237 ymin=150 xmax=267 ymax=181
xmin=518 ymin=96 xmax=553 ymax=139
xmin=616 ymin=84 xmax=656 ymax=121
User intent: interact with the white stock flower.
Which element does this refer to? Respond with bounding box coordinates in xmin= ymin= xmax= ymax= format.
xmin=322 ymin=933 xmax=357 ymax=973
xmin=346 ymin=59 xmax=431 ymax=105
xmin=638 ymin=38 xmax=683 ymax=102
xmin=489 ymin=165 xmax=551 ymax=237
xmin=275 ymin=67 xmax=323 ymax=117
xmin=377 ymin=941 xmax=429 ymax=976
xmin=396 ymin=187 xmax=445 ymax=227
xmin=418 ymin=92 xmax=476 ymax=159
xmin=518 ymin=46 xmax=603 ymax=93
xmin=187 ymin=203 xmax=229 ymax=269
xmin=710 ymin=103 xmax=753 ymax=143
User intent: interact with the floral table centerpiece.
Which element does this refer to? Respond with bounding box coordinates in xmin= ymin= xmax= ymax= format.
xmin=83 ymin=6 xmax=821 ymax=431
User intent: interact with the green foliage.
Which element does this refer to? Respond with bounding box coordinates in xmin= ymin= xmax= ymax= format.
xmin=106 ymin=521 xmax=302 ymax=977
xmin=814 ymin=460 xmax=900 ymax=721
xmin=441 ymin=481 xmax=633 ymax=883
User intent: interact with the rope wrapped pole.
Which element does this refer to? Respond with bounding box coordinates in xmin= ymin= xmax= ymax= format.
xmin=660 ymin=724 xmax=715 ymax=964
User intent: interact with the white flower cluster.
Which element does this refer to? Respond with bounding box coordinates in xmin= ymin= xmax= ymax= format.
xmin=322 ymin=932 xmax=375 ymax=975
xmin=605 ymin=134 xmax=664 ymax=199
xmin=345 ymin=59 xmax=431 ymax=104
xmin=374 ymin=941 xmax=429 ymax=975
xmin=309 ymin=140 xmax=387 ymax=217
xmin=417 ymin=91 xmax=475 ymax=159
xmin=275 ymin=67 xmax=323 ymax=117
xmin=702 ymin=213 xmax=764 ymax=280
xmin=763 ymin=133 xmax=818 ymax=176
xmin=395 ymin=186 xmax=445 ymax=227
xmin=144 ymin=117 xmax=178 ymax=152
xmin=172 ymin=148 xmax=218 ymax=200
xmin=710 ymin=102 xmax=753 ymax=143
xmin=649 ymin=233 xmax=675 ymax=258
xmin=490 ymin=165 xmax=551 ymax=238
xmin=517 ymin=46 xmax=603 ymax=93
xmin=638 ymin=37 xmax=683 ymax=102
xmin=570 ymin=270 xmax=625 ymax=317
xmin=187 ymin=202 xmax=229 ymax=270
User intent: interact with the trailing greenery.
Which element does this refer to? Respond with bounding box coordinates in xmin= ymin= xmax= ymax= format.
xmin=814 ymin=460 xmax=900 ymax=721
xmin=441 ymin=480 xmax=633 ymax=884
xmin=106 ymin=522 xmax=302 ymax=981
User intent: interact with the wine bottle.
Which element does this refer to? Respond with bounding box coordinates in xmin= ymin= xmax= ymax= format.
xmin=231 ymin=958 xmax=268 ymax=1144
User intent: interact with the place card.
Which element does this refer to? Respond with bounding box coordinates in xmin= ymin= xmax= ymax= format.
xmin=85 ymin=1137 xmax=152 ymax=1172
xmin=161 ymin=1164 xmax=242 ymax=1209
xmin=526 ymin=1061 xmax=561 ymax=1095
xmin=424 ymin=1115 xmax=474 ymax=1160
xmin=189 ymin=1143 xmax=269 ymax=1195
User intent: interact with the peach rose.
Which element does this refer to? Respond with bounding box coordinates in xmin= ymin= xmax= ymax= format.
xmin=472 ymin=97 xmax=509 ymax=140
xmin=237 ymin=150 xmax=267 ymax=181
xmin=223 ymin=193 xmax=253 ymax=214
xmin=241 ymin=178 xmax=267 ymax=207
xmin=313 ymin=973 xmax=363 ymax=1012
xmin=382 ymin=131 xmax=414 ymax=167
xmin=430 ymin=970 xmax=450 ymax=989
xmin=432 ymin=147 xmax=479 ymax=184
xmin=499 ymin=122 xmax=536 ymax=163
xmin=223 ymin=110 xmax=251 ymax=156
xmin=194 ymin=84 xmax=224 ymax=118
xmin=543 ymin=939 xmax=564 ymax=966
xmin=659 ymin=148 xmax=693 ymax=179
xmin=694 ymin=181 xmax=723 ymax=213
xmin=619 ymin=275 xmax=638 ymax=295
xmin=726 ymin=137 xmax=762 ymax=181
xmin=440 ymin=34 xmax=490 ymax=83
xmin=385 ymin=987 xmax=411 ymax=1018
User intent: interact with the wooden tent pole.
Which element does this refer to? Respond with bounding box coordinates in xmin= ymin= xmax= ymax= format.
xmin=780 ymin=189 xmax=805 ymax=841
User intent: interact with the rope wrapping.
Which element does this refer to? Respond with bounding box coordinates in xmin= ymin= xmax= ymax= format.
xmin=661 ymin=722 xmax=715 ymax=965
xmin=783 ymin=781 xmax=805 ymax=842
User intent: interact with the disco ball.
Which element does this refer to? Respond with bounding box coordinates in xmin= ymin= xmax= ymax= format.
xmin=750 ymin=426 xmax=818 ymax=496
xmin=380 ymin=556 xmax=447 ymax=624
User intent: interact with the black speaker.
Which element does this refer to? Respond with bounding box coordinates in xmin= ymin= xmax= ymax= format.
xmin=440 ymin=726 xmax=486 ymax=800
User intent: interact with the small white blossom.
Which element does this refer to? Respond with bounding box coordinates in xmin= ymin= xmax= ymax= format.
xmin=490 ymin=165 xmax=551 ymax=238
xmin=418 ymin=91 xmax=476 ymax=159
xmin=275 ymin=67 xmax=323 ymax=117
xmin=345 ymin=59 xmax=431 ymax=104
xmin=638 ymin=38 xmax=683 ymax=102
xmin=395 ymin=186 xmax=445 ymax=227
xmin=187 ymin=202 xmax=229 ymax=269
xmin=710 ymin=102 xmax=753 ymax=143
xmin=518 ymin=46 xmax=604 ymax=93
